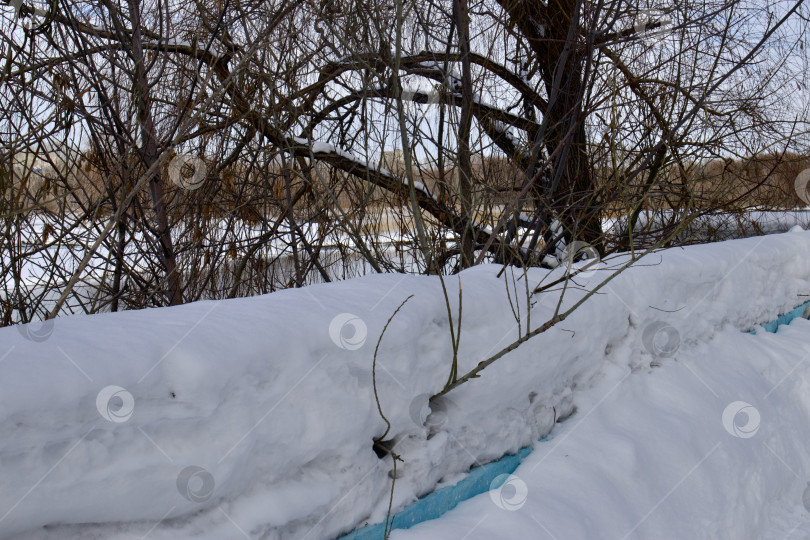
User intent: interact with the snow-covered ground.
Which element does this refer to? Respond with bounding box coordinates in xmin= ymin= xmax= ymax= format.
xmin=3 ymin=229 xmax=810 ymax=539
xmin=392 ymin=318 xmax=810 ymax=539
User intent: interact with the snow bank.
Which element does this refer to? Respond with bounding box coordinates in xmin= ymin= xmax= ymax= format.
xmin=391 ymin=315 xmax=810 ymax=539
xmin=3 ymin=230 xmax=810 ymax=539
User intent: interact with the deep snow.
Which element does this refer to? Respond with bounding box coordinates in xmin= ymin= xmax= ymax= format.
xmin=391 ymin=318 xmax=810 ymax=539
xmin=3 ymin=229 xmax=810 ymax=539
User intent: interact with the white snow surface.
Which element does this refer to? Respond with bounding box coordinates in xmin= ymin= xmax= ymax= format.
xmin=3 ymin=230 xmax=810 ymax=539
xmin=393 ymin=314 xmax=810 ymax=540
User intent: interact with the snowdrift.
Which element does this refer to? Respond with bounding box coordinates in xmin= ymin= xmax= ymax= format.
xmin=3 ymin=229 xmax=810 ymax=539
xmin=390 ymin=312 xmax=810 ymax=540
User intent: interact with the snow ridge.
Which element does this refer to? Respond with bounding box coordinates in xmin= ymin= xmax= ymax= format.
xmin=3 ymin=230 xmax=810 ymax=539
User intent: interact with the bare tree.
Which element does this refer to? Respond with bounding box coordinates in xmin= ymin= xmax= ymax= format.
xmin=0 ymin=0 xmax=807 ymax=322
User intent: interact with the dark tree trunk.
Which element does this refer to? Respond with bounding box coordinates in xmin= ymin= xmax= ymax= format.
xmin=454 ymin=0 xmax=475 ymax=268
xmin=499 ymin=0 xmax=604 ymax=253
xmin=128 ymin=0 xmax=183 ymax=305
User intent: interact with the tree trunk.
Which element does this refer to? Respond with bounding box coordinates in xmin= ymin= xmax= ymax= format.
xmin=498 ymin=0 xmax=603 ymax=254
xmin=128 ymin=0 xmax=183 ymax=305
xmin=542 ymin=0 xmax=602 ymax=252
xmin=455 ymin=0 xmax=475 ymax=268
